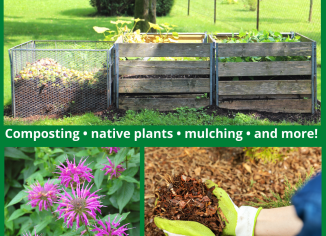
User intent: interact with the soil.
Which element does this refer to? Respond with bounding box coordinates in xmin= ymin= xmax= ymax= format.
xmin=154 ymin=173 xmax=225 ymax=236
xmin=145 ymin=147 xmax=322 ymax=236
xmin=4 ymin=103 xmax=321 ymax=124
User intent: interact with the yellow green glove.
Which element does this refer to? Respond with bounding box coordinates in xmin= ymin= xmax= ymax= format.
xmin=154 ymin=180 xmax=262 ymax=236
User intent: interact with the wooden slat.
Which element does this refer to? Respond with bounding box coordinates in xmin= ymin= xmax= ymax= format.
xmin=295 ymin=33 xmax=315 ymax=42
xmin=144 ymin=35 xmax=204 ymax=43
xmin=119 ymin=78 xmax=210 ymax=93
xmin=118 ymin=43 xmax=211 ymax=57
xmin=218 ymin=42 xmax=312 ymax=57
xmin=119 ymin=61 xmax=210 ymax=75
xmin=219 ymin=80 xmax=311 ymax=95
xmin=219 ymin=61 xmax=311 ymax=77
xmin=119 ymin=96 xmax=209 ymax=111
xmin=219 ymin=94 xmax=311 ymax=100
xmin=219 ymin=99 xmax=312 ymax=113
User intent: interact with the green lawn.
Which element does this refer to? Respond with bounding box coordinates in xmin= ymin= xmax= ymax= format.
xmin=3 ymin=0 xmax=321 ymax=125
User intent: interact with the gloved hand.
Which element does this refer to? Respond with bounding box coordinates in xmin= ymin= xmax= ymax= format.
xmin=154 ymin=180 xmax=262 ymax=236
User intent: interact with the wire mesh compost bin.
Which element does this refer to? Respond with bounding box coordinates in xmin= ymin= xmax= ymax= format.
xmin=9 ymin=40 xmax=114 ymax=117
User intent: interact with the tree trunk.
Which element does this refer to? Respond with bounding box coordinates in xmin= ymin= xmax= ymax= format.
xmin=309 ymin=0 xmax=313 ymax=22
xmin=134 ymin=0 xmax=156 ymax=32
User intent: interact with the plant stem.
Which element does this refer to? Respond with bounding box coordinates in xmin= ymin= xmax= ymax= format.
xmin=85 ymin=224 xmax=91 ymax=236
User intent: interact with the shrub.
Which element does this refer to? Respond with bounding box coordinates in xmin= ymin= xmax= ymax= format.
xmin=90 ymin=0 xmax=174 ymax=16
xmin=156 ymin=0 xmax=175 ymax=16
xmin=89 ymin=0 xmax=135 ymax=16
xmin=242 ymin=0 xmax=257 ymax=11
xmin=4 ymin=147 xmax=140 ymax=236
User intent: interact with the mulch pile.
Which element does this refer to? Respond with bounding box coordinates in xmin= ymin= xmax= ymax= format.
xmin=145 ymin=147 xmax=321 ymax=236
xmin=4 ymin=103 xmax=321 ymax=125
xmin=154 ymin=173 xmax=225 ymax=235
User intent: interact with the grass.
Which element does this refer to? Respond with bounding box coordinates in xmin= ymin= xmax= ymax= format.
xmin=3 ymin=0 xmax=321 ymax=125
xmin=3 ymin=109 xmax=321 ymax=126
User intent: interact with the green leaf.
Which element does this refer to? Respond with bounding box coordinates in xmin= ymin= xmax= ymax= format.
xmin=114 ymin=147 xmax=129 ymax=167
xmin=105 ymin=212 xmax=130 ymax=223
xmin=107 ymin=179 xmax=123 ymax=195
xmin=7 ymin=209 xmax=25 ymax=221
xmin=75 ymin=150 xmax=89 ymax=157
xmin=5 ymin=147 xmax=32 ymax=160
xmin=122 ymin=167 xmax=139 ymax=177
xmin=34 ymin=215 xmax=53 ymax=233
xmin=94 ymin=169 xmax=105 ymax=190
xmin=127 ymin=211 xmax=140 ymax=223
xmin=17 ymin=218 xmax=33 ymax=235
xmin=55 ymin=153 xmax=67 ymax=164
xmin=131 ymin=188 xmax=140 ymax=202
xmin=18 ymin=147 xmax=35 ymax=153
xmin=52 ymin=148 xmax=64 ymax=153
xmin=119 ymin=175 xmax=139 ymax=184
xmin=117 ymin=182 xmax=135 ymax=213
xmin=6 ymin=190 xmax=28 ymax=207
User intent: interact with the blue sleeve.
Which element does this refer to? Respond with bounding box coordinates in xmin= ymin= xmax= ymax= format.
xmin=291 ymin=173 xmax=321 ymax=236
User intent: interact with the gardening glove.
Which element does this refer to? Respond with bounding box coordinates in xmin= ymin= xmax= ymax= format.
xmin=154 ymin=180 xmax=262 ymax=236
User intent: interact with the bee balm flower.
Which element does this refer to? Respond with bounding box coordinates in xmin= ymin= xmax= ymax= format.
xmin=22 ymin=232 xmax=39 ymax=236
xmin=26 ymin=180 xmax=60 ymax=211
xmin=55 ymin=183 xmax=104 ymax=229
xmin=55 ymin=157 xmax=94 ymax=188
xmin=91 ymin=216 xmax=130 ymax=236
xmin=101 ymin=157 xmax=125 ymax=179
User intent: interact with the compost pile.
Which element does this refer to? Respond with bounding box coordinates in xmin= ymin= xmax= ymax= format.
xmin=154 ymin=174 xmax=226 ymax=235
xmin=145 ymin=147 xmax=322 ymax=236
xmin=14 ymin=58 xmax=107 ymax=117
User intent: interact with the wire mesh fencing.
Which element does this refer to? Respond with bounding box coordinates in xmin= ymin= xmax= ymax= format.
xmin=9 ymin=41 xmax=114 ymax=118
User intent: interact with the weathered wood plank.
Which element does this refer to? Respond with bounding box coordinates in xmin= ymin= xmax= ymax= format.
xmin=144 ymin=34 xmax=205 ymax=43
xmin=119 ymin=97 xmax=209 ymax=111
xmin=119 ymin=78 xmax=210 ymax=93
xmin=219 ymin=99 xmax=312 ymax=113
xmin=118 ymin=43 xmax=211 ymax=57
xmin=119 ymin=61 xmax=210 ymax=75
xmin=218 ymin=42 xmax=312 ymax=57
xmin=119 ymin=78 xmax=311 ymax=95
xmin=219 ymin=80 xmax=311 ymax=95
xmin=219 ymin=61 xmax=311 ymax=77
xmin=294 ymin=33 xmax=315 ymax=42
xmin=219 ymin=94 xmax=311 ymax=100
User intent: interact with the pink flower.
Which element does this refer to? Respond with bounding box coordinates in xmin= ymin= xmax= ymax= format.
xmin=101 ymin=157 xmax=125 ymax=179
xmin=91 ymin=216 xmax=130 ymax=236
xmin=102 ymin=147 xmax=120 ymax=154
xmin=55 ymin=157 xmax=94 ymax=188
xmin=26 ymin=180 xmax=60 ymax=211
xmin=55 ymin=183 xmax=105 ymax=229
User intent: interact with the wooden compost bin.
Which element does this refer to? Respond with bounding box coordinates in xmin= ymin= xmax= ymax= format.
xmin=113 ymin=33 xmax=214 ymax=110
xmin=209 ymin=33 xmax=317 ymax=113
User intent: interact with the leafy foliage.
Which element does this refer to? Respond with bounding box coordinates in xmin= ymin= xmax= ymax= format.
xmin=94 ymin=19 xmax=179 ymax=43
xmin=247 ymin=168 xmax=314 ymax=208
xmin=214 ymin=29 xmax=309 ymax=63
xmin=156 ymin=0 xmax=175 ymax=16
xmin=243 ymin=147 xmax=297 ymax=163
xmin=4 ymin=147 xmax=140 ymax=236
xmin=242 ymin=0 xmax=257 ymax=11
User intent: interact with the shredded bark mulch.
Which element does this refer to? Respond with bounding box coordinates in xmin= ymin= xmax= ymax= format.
xmin=154 ymin=173 xmax=225 ymax=236
xmin=145 ymin=147 xmax=321 ymax=236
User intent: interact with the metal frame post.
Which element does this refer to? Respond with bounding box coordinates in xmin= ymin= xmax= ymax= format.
xmin=311 ymin=41 xmax=316 ymax=114
xmin=215 ymin=42 xmax=219 ymax=106
xmin=115 ymin=43 xmax=120 ymax=108
xmin=8 ymin=49 xmax=15 ymax=117
xmin=107 ymin=49 xmax=111 ymax=107
xmin=313 ymin=41 xmax=317 ymax=111
xmin=209 ymin=43 xmax=214 ymax=105
xmin=112 ymin=46 xmax=116 ymax=105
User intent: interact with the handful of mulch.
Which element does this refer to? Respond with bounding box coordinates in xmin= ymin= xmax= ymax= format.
xmin=153 ymin=173 xmax=226 ymax=236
